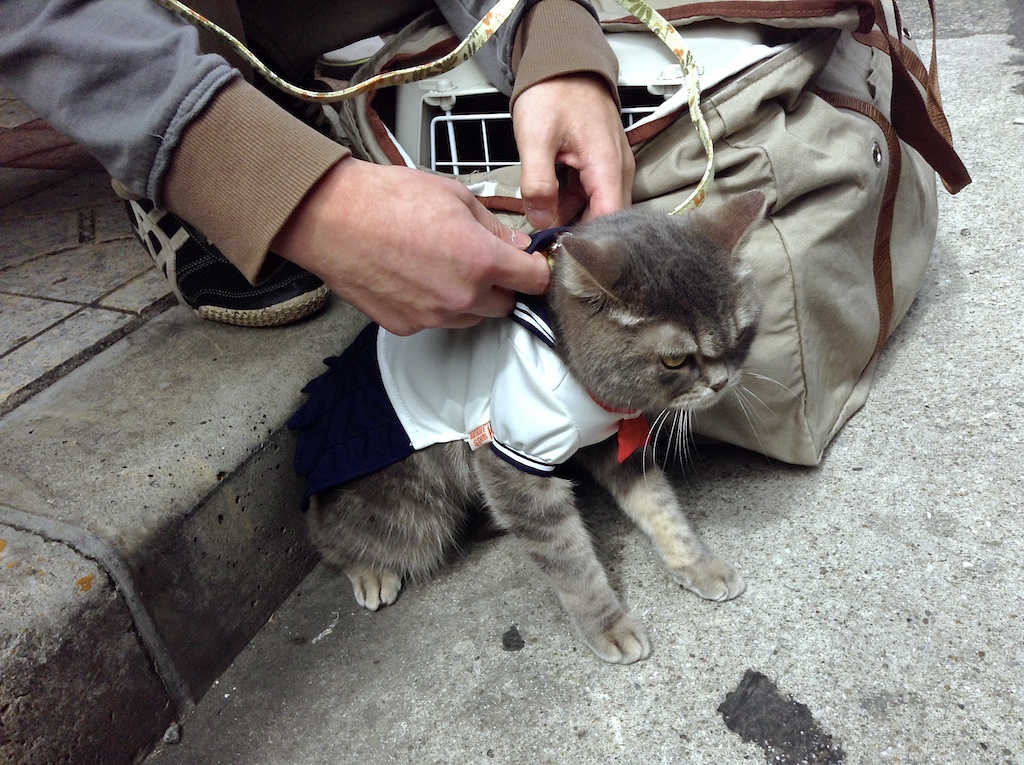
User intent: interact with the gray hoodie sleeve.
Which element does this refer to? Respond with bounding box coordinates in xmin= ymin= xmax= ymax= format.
xmin=432 ymin=0 xmax=599 ymax=95
xmin=0 ymin=0 xmax=238 ymax=201
xmin=0 ymin=0 xmax=605 ymax=213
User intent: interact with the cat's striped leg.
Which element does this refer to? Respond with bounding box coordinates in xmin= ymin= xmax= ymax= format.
xmin=473 ymin=449 xmax=650 ymax=664
xmin=581 ymin=445 xmax=745 ymax=602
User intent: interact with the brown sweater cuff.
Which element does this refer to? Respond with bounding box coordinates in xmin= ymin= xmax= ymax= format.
xmin=510 ymin=0 xmax=619 ymax=109
xmin=162 ymin=78 xmax=349 ymax=282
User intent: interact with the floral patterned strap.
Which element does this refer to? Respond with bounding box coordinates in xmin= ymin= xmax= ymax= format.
xmin=152 ymin=0 xmax=522 ymax=102
xmin=153 ymin=0 xmax=713 ymax=211
xmin=612 ymin=0 xmax=713 ymax=212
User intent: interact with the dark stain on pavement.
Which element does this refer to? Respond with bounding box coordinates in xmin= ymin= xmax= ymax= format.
xmin=501 ymin=625 xmax=525 ymax=651
xmin=719 ymin=669 xmax=846 ymax=764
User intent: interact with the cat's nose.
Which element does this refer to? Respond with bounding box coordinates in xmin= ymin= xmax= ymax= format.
xmin=710 ymin=377 xmax=729 ymax=393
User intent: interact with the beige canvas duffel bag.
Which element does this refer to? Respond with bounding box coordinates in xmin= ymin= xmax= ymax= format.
xmin=331 ymin=0 xmax=970 ymax=466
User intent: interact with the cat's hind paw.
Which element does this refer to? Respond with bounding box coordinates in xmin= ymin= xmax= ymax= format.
xmin=582 ymin=613 xmax=651 ymax=665
xmin=344 ymin=564 xmax=403 ymax=611
xmin=671 ymin=554 xmax=745 ymax=602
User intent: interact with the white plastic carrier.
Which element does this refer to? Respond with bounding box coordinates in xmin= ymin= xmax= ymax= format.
xmin=386 ymin=22 xmax=786 ymax=173
xmin=391 ymin=32 xmax=686 ymax=172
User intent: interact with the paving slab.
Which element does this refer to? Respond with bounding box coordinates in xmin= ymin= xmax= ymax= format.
xmin=0 ymin=168 xmax=176 ymax=416
xmin=141 ymin=30 xmax=1024 ymax=765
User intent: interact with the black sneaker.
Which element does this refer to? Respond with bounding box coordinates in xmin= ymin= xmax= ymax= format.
xmin=124 ymin=198 xmax=330 ymax=328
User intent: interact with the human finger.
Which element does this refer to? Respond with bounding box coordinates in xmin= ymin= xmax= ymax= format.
xmin=566 ymin=112 xmax=633 ymax=221
xmin=514 ymin=125 xmax=561 ymax=229
xmin=465 ymin=200 xmax=551 ymax=295
xmin=485 ymin=245 xmax=551 ymax=296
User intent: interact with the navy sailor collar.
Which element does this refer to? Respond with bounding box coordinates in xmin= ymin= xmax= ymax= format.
xmin=511 ymin=226 xmax=571 ymax=348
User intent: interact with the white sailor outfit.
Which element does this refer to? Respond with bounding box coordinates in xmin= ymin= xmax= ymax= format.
xmin=289 ymin=231 xmax=649 ymax=501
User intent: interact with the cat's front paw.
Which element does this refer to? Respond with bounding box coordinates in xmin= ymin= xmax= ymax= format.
xmin=671 ymin=553 xmax=745 ymax=602
xmin=580 ymin=612 xmax=651 ymax=664
xmin=344 ymin=563 xmax=403 ymax=611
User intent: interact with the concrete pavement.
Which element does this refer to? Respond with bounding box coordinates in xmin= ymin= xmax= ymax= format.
xmin=144 ymin=17 xmax=1024 ymax=765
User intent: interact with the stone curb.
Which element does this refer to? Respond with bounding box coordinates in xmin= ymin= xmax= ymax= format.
xmin=0 ymin=301 xmax=365 ymax=764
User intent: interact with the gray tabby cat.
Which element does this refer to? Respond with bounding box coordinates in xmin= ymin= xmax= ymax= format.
xmin=307 ymin=190 xmax=765 ymax=664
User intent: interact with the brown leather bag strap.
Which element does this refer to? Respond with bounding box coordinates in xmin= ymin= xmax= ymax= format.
xmin=869 ymin=0 xmax=971 ymax=192
xmin=616 ymin=1 xmax=970 ymax=191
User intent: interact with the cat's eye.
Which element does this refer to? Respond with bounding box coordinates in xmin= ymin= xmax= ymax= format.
xmin=660 ymin=354 xmax=691 ymax=369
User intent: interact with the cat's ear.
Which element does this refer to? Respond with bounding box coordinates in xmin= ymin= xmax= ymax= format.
xmin=555 ymin=235 xmax=623 ymax=303
xmin=704 ymin=190 xmax=767 ymax=252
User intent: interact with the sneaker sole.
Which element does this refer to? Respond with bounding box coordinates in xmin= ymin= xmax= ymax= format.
xmin=195 ymin=285 xmax=331 ymax=328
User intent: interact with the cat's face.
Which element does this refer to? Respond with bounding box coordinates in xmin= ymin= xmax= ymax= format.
xmin=549 ymin=191 xmax=765 ymax=415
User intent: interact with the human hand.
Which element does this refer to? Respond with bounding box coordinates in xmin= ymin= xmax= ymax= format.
xmin=512 ymin=74 xmax=634 ymax=229
xmin=271 ymin=158 xmax=551 ymax=335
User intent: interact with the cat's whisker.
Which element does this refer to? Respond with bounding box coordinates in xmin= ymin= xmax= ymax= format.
xmin=746 ymin=372 xmax=799 ymax=400
xmin=681 ymin=411 xmax=693 ymax=470
xmin=676 ymin=411 xmax=684 ymax=460
xmin=642 ymin=408 xmax=672 ymax=479
xmin=667 ymin=410 xmax=681 ymax=469
xmin=667 ymin=409 xmax=684 ymax=469
xmin=735 ymin=385 xmax=772 ymax=430
xmin=644 ymin=407 xmax=700 ymax=476
xmin=655 ymin=409 xmax=683 ymax=465
xmin=667 ymin=408 xmax=684 ymax=465
xmin=683 ymin=410 xmax=703 ymax=475
xmin=676 ymin=410 xmax=691 ymax=473
xmin=736 ymin=381 xmax=775 ymax=414
xmin=732 ymin=386 xmax=770 ymax=456
xmin=646 ymin=415 xmax=664 ymax=474
xmin=652 ymin=408 xmax=673 ymax=456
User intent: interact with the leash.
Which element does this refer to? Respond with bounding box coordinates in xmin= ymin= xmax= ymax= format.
xmin=152 ymin=0 xmax=713 ymax=212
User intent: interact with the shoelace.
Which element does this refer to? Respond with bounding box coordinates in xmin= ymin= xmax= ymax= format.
xmin=152 ymin=0 xmax=713 ymax=213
